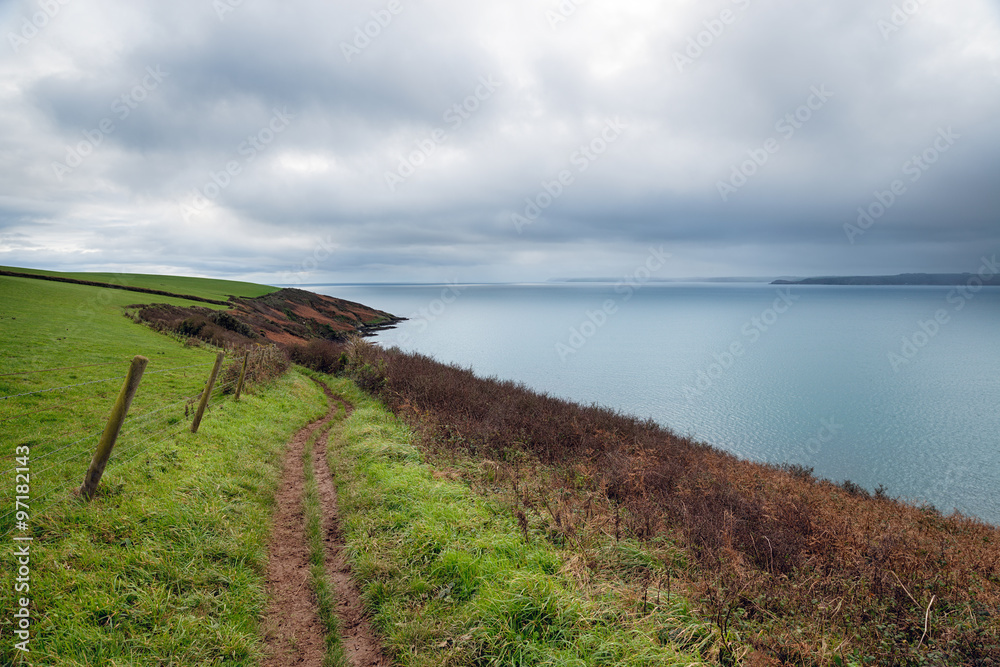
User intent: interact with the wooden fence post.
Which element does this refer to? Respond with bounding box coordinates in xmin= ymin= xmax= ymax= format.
xmin=234 ymin=350 xmax=249 ymax=401
xmin=79 ymin=355 xmax=148 ymax=500
xmin=191 ymin=352 xmax=224 ymax=434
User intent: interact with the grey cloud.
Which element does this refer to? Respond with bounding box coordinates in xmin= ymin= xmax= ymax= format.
xmin=0 ymin=0 xmax=998 ymax=282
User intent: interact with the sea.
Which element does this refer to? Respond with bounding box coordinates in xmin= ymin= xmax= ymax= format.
xmin=313 ymin=282 xmax=1000 ymax=525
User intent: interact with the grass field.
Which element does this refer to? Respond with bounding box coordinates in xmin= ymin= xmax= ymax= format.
xmin=0 ymin=274 xmax=326 ymax=664
xmin=0 ymin=265 xmax=277 ymax=302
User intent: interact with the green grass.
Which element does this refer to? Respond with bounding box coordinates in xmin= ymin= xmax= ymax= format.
xmin=0 ymin=370 xmax=328 ymax=665
xmin=0 ymin=276 xmax=239 ymax=528
xmin=315 ymin=372 xmax=716 ymax=667
xmin=1 ymin=265 xmax=278 ymax=302
xmin=0 ymin=273 xmax=328 ymax=664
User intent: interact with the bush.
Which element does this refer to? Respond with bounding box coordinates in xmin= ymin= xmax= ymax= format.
xmin=218 ymin=344 xmax=290 ymax=394
xmin=779 ymin=463 xmax=814 ymax=481
xmin=287 ymin=340 xmax=348 ymax=374
xmin=210 ymin=310 xmax=257 ymax=339
xmin=840 ymin=480 xmax=871 ymax=498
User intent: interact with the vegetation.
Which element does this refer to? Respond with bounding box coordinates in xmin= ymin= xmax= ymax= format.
xmin=317 ymin=372 xmax=718 ymax=666
xmin=0 ymin=273 xmax=329 ymax=664
xmin=314 ymin=340 xmax=1000 ymax=666
xmin=0 ymin=265 xmax=277 ymax=302
xmin=7 ymin=267 xmax=998 ymax=665
xmin=0 ymin=358 xmax=327 ymax=664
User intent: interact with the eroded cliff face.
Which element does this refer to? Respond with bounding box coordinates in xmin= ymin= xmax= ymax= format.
xmin=131 ymin=288 xmax=403 ymax=347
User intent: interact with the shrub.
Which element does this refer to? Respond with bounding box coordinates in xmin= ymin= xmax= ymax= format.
xmin=210 ymin=310 xmax=256 ymax=339
xmin=287 ymin=340 xmax=348 ymax=374
xmin=218 ymin=344 xmax=290 ymax=394
xmin=840 ymin=480 xmax=871 ymax=498
xmin=779 ymin=463 xmax=814 ymax=481
xmin=332 ymin=343 xmax=1000 ymax=663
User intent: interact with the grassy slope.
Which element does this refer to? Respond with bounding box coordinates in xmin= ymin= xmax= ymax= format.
xmin=318 ymin=373 xmax=718 ymax=666
xmin=0 ymin=265 xmax=277 ymax=302
xmin=0 ymin=275 xmax=328 ymax=664
xmin=0 ymin=275 xmax=241 ymax=528
xmin=1 ymin=272 xmax=726 ymax=666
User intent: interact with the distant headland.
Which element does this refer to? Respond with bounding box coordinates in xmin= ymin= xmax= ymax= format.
xmin=772 ymin=272 xmax=1000 ymax=286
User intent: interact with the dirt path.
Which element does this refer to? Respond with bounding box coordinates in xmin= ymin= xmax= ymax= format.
xmin=312 ymin=391 xmax=390 ymax=666
xmin=262 ymin=381 xmax=389 ymax=667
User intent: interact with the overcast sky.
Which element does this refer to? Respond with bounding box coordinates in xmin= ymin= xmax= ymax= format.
xmin=1 ymin=0 xmax=998 ymax=284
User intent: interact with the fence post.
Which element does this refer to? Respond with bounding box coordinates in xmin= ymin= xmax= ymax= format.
xmin=234 ymin=350 xmax=249 ymax=401
xmin=191 ymin=352 xmax=225 ymax=434
xmin=79 ymin=355 xmax=148 ymax=500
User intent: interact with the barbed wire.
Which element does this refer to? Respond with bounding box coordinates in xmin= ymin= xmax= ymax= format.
xmin=0 ymin=375 xmax=126 ymax=401
xmin=143 ymin=361 xmax=218 ymax=376
xmin=29 ymin=446 xmax=97 ymax=482
xmin=109 ymin=420 xmax=188 ymax=467
xmin=2 ymin=386 xmax=208 ymax=475
xmin=0 ymin=395 xmax=92 ymax=424
xmin=0 ymin=360 xmax=128 ymax=378
xmin=0 ymin=418 xmax=189 ymax=533
xmin=0 ymin=365 xmax=242 ymax=535
xmin=119 ymin=389 xmax=205 ymax=434
xmin=0 ymin=361 xmax=215 ymax=420
xmin=4 ymin=427 xmax=104 ymax=473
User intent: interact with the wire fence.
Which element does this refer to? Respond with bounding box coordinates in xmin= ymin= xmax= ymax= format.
xmin=0 ymin=354 xmax=237 ymax=538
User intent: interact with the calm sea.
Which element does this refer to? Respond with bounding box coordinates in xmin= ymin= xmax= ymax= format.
xmin=315 ymin=282 xmax=1000 ymax=524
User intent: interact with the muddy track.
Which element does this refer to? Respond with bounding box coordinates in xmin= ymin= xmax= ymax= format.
xmin=312 ymin=389 xmax=389 ymax=666
xmin=262 ymin=380 xmax=389 ymax=667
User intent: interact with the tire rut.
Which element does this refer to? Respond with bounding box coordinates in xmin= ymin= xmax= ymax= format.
xmin=262 ymin=409 xmax=334 ymax=667
xmin=262 ymin=379 xmax=389 ymax=667
xmin=313 ymin=387 xmax=391 ymax=667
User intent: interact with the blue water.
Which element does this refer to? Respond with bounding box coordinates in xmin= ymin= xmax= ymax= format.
xmin=316 ymin=283 xmax=1000 ymax=524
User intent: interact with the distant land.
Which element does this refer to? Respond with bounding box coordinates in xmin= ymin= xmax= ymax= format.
xmin=551 ymin=277 xmax=774 ymax=284
xmin=772 ymin=273 xmax=1000 ymax=286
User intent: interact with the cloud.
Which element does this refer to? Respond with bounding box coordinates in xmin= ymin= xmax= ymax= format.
xmin=0 ymin=0 xmax=998 ymax=282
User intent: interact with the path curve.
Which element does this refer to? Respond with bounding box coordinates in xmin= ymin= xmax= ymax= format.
xmin=261 ymin=378 xmax=389 ymax=667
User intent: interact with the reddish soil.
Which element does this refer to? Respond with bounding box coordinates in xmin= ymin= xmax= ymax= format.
xmin=262 ymin=411 xmax=333 ymax=666
xmin=131 ymin=287 xmax=403 ymax=348
xmin=262 ymin=382 xmax=389 ymax=667
xmin=312 ymin=390 xmax=390 ymax=666
xmin=231 ymin=289 xmax=401 ymax=344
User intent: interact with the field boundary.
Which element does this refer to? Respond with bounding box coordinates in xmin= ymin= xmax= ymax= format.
xmin=0 ymin=269 xmax=230 ymax=305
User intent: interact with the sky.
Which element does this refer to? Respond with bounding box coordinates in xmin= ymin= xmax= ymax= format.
xmin=0 ymin=0 xmax=998 ymax=284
